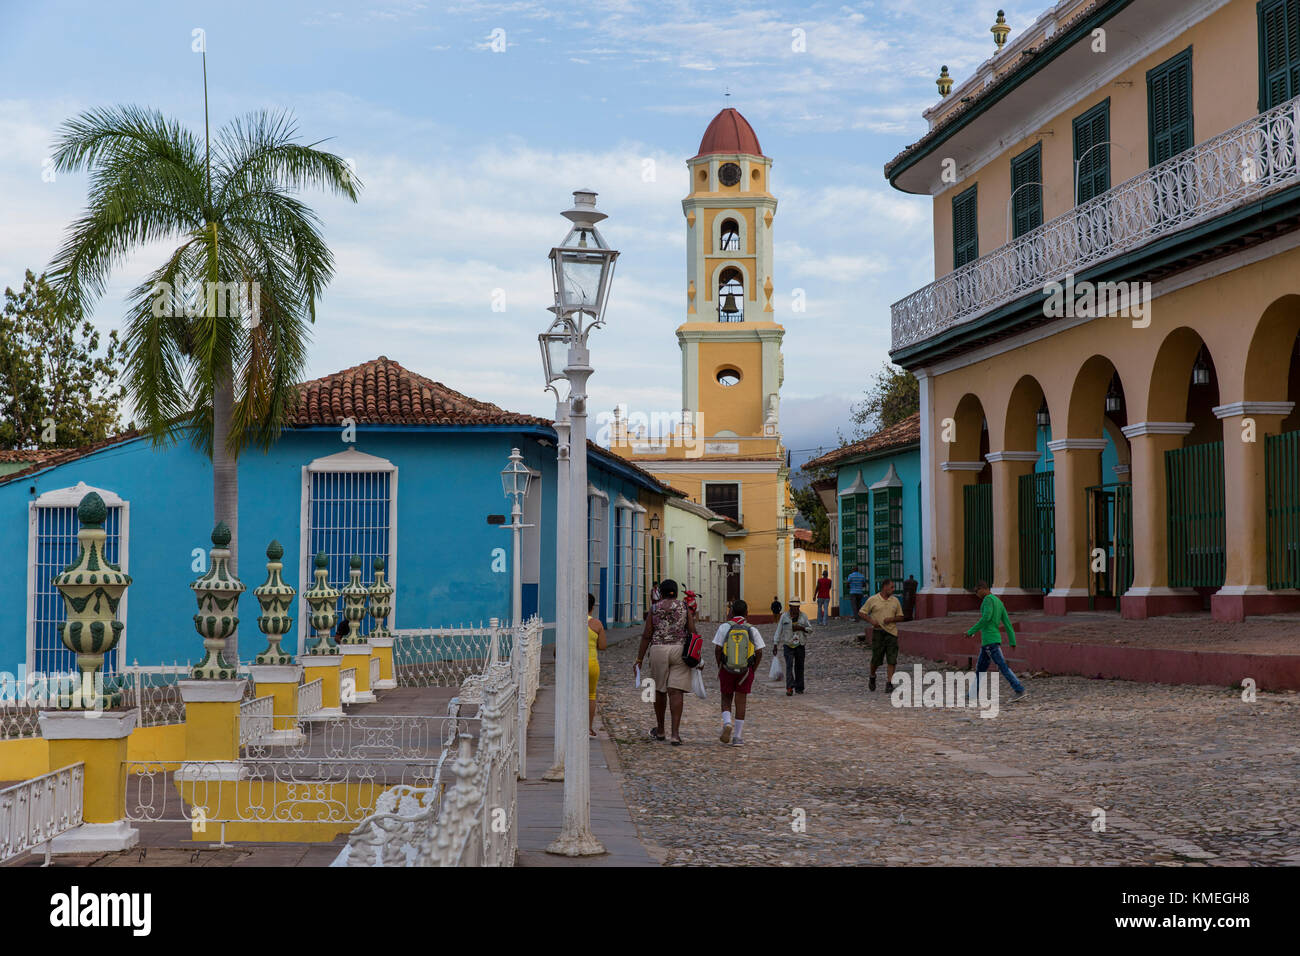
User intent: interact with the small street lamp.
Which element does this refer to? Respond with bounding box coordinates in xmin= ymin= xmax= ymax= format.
xmin=543 ymin=189 xmax=618 ymax=858
xmin=501 ymin=448 xmax=533 ymax=626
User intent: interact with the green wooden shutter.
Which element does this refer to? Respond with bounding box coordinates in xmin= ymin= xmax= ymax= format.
xmin=855 ymin=494 xmax=871 ymax=585
xmin=871 ymin=486 xmax=903 ymax=591
xmin=1073 ymin=100 xmax=1110 ymax=204
xmin=1010 ymin=144 xmax=1042 ymax=238
xmin=840 ymin=499 xmax=857 ymax=595
xmin=952 ymin=185 xmax=979 ymax=268
xmin=1148 ymin=48 xmax=1194 ymax=166
xmin=1260 ymin=0 xmax=1300 ymax=110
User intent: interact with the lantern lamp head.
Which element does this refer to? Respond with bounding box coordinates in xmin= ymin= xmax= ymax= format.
xmin=502 ymin=447 xmax=532 ymax=502
xmin=549 ymin=189 xmax=619 ymax=332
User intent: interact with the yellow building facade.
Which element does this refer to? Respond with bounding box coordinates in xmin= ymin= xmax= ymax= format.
xmin=887 ymin=0 xmax=1300 ymax=622
xmin=613 ymin=108 xmax=794 ymax=620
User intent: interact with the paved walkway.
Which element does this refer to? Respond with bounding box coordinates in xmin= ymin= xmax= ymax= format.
xmin=599 ymin=618 xmax=1300 ymax=866
xmin=516 ymin=681 xmax=659 ymax=866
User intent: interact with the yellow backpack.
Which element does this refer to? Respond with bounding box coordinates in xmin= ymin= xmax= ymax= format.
xmin=721 ymin=621 xmax=755 ymax=674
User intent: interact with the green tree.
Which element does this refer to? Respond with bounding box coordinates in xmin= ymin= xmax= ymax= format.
xmin=790 ymin=481 xmax=830 ymax=552
xmin=844 ymin=362 xmax=918 ymax=441
xmin=0 ymin=270 xmax=127 ymax=449
xmin=48 ymin=102 xmax=358 ymax=657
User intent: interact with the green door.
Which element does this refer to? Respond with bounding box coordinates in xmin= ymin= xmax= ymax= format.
xmin=1086 ymin=482 xmax=1134 ymax=599
xmin=1266 ymin=430 xmax=1300 ymax=588
xmin=963 ymin=483 xmax=993 ymax=590
xmin=1018 ymin=470 xmax=1055 ymax=593
xmin=1165 ymin=442 xmax=1226 ymax=588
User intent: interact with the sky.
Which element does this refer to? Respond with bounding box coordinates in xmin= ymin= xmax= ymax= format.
xmin=0 ymin=0 xmax=1040 ymax=470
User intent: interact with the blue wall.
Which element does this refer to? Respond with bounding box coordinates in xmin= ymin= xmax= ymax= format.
xmin=0 ymin=424 xmax=679 ymax=670
xmin=833 ymin=447 xmax=923 ymax=617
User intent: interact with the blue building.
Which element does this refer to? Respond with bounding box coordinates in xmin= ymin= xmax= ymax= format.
xmin=0 ymin=357 xmax=672 ymax=674
xmin=802 ymin=413 xmax=922 ymax=617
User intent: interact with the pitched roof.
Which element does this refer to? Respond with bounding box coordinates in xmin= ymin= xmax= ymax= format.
xmin=695 ymin=107 xmax=764 ymax=158
xmin=288 ymin=356 xmax=548 ymax=427
xmin=0 ymin=432 xmax=143 ymax=486
xmin=0 ymin=448 xmax=68 ymax=464
xmin=801 ymin=412 xmax=920 ymax=473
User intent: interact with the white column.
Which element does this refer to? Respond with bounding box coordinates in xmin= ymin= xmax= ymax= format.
xmin=543 ymin=400 xmax=570 ymax=782
xmin=547 ymin=345 xmax=604 ymax=855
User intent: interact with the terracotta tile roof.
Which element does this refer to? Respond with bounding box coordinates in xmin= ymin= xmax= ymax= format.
xmin=289 ymin=356 xmax=549 ymax=427
xmin=883 ymin=1 xmax=1108 ymax=184
xmin=0 ymin=448 xmax=67 ymax=464
xmin=0 ymin=431 xmax=142 ymax=486
xmin=801 ymin=412 xmax=920 ymax=472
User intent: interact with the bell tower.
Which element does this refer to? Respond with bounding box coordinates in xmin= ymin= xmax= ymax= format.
xmin=679 ymin=107 xmax=784 ymax=442
xmin=612 ymin=107 xmax=793 ymax=619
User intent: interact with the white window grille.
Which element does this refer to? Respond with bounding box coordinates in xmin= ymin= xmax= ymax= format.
xmin=27 ymin=484 xmax=128 ymax=675
xmin=302 ymin=450 xmax=397 ymax=653
xmin=631 ymin=504 xmax=646 ymax=622
xmin=611 ymin=503 xmax=635 ymax=624
xmin=686 ymin=546 xmax=696 ymax=594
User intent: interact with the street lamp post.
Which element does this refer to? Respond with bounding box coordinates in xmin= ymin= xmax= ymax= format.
xmin=501 ymin=448 xmax=533 ymax=626
xmin=541 ymin=376 xmax=570 ymax=782
xmin=540 ymin=188 xmax=618 ymax=857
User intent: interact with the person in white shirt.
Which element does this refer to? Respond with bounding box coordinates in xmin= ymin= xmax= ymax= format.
xmin=712 ymin=599 xmax=765 ymax=746
xmin=773 ymin=599 xmax=811 ymax=696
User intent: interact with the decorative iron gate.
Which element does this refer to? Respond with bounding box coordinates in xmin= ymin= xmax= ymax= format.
xmin=962 ymin=483 xmax=993 ymax=590
xmin=1017 ymin=471 xmax=1055 ymax=593
xmin=1165 ymin=442 xmax=1226 ymax=588
xmin=1085 ymin=483 xmax=1134 ymax=600
xmin=1266 ymin=429 xmax=1300 ymax=589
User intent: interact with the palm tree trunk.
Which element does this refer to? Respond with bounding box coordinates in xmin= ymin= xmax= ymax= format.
xmin=213 ymin=368 xmax=239 ymax=663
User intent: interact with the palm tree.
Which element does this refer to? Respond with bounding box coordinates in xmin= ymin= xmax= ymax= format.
xmin=48 ymin=102 xmax=359 ymax=659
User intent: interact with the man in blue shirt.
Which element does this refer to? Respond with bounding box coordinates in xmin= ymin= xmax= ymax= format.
xmin=845 ymin=566 xmax=867 ymax=643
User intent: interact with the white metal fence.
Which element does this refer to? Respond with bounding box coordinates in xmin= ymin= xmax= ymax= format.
xmin=392 ymin=625 xmax=512 ymax=688
xmin=342 ymin=618 xmax=540 ymax=867
xmin=891 ymin=94 xmax=1300 ymax=350
xmin=0 ymin=762 xmax=84 ymax=865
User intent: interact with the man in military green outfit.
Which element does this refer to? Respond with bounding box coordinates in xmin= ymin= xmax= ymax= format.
xmin=966 ymin=581 xmax=1027 ymax=702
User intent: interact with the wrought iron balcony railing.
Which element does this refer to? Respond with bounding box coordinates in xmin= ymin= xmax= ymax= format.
xmin=891 ymin=95 xmax=1300 ymax=352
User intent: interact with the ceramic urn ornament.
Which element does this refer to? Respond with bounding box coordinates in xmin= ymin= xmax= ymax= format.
xmin=253 ymin=539 xmax=296 ymax=664
xmin=367 ymin=557 xmax=394 ymax=638
xmin=190 ymin=521 xmax=245 ymax=679
xmin=339 ymin=555 xmax=370 ymax=644
xmin=51 ymin=491 xmax=131 ymax=707
xmin=304 ymin=551 xmax=341 ymax=654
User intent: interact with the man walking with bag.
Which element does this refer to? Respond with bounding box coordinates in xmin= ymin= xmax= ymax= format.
xmin=714 ymin=599 xmax=765 ymax=746
xmin=773 ymin=599 xmax=811 ymax=696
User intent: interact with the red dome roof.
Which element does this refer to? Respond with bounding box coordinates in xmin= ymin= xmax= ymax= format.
xmin=695 ymin=108 xmax=763 ymax=158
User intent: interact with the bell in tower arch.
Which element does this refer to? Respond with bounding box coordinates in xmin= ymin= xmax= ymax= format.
xmin=718 ymin=267 xmax=744 ymax=322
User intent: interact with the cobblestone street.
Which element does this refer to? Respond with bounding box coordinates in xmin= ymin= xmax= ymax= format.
xmin=598 ymin=620 xmax=1300 ymax=866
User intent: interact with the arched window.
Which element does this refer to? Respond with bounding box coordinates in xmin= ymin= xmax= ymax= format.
xmin=719 ymin=218 xmax=740 ymax=252
xmin=718 ymin=268 xmax=744 ymax=323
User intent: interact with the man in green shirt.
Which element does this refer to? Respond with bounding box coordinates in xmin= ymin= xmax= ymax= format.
xmin=966 ymin=581 xmax=1027 ymax=701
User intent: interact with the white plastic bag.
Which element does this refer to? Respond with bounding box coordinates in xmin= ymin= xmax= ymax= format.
xmin=768 ymin=652 xmax=784 ymax=682
xmin=691 ymin=667 xmax=708 ymax=700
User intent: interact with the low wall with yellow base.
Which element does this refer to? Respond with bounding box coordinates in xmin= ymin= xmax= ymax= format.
xmin=2 ymin=721 xmax=188 ymax=781
xmin=369 ymin=635 xmax=396 ymax=690
xmin=299 ymin=654 xmax=342 ymax=717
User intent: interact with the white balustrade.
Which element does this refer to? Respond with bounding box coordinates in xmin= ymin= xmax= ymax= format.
xmin=297 ymin=677 xmax=324 ymax=717
xmin=892 ymin=95 xmax=1300 ymax=350
xmin=238 ymin=694 xmax=275 ymax=747
xmin=0 ymin=763 xmax=84 ymax=865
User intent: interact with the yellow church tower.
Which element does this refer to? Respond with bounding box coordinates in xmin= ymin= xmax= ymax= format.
xmin=614 ymin=107 xmax=793 ymax=619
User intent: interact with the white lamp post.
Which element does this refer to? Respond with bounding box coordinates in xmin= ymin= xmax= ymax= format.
xmin=541 ymin=320 xmax=571 ymax=782
xmin=542 ymin=189 xmax=618 ymax=857
xmin=501 ymin=448 xmax=533 ymax=625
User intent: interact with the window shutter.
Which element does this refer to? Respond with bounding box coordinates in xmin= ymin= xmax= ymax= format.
xmin=1260 ymin=0 xmax=1300 ymax=109
xmin=1073 ymin=101 xmax=1110 ymax=204
xmin=1148 ymin=49 xmax=1194 ymax=166
xmin=1010 ymin=144 xmax=1042 ymax=238
xmin=952 ymin=185 xmax=979 ymax=268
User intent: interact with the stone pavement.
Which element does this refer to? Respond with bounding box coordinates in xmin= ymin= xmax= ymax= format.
xmin=597 ymin=617 xmax=1300 ymax=866
xmin=516 ymin=676 xmax=660 ymax=866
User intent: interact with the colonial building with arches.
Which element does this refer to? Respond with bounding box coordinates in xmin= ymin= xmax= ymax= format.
xmin=885 ymin=0 xmax=1300 ymax=623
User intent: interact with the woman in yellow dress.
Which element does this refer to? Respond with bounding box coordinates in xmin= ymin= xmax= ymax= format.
xmin=588 ymin=593 xmax=607 ymax=737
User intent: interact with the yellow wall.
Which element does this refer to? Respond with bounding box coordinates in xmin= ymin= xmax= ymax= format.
xmin=698 ymin=340 xmax=764 ymax=436
xmin=933 ymin=0 xmax=1259 ymax=276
